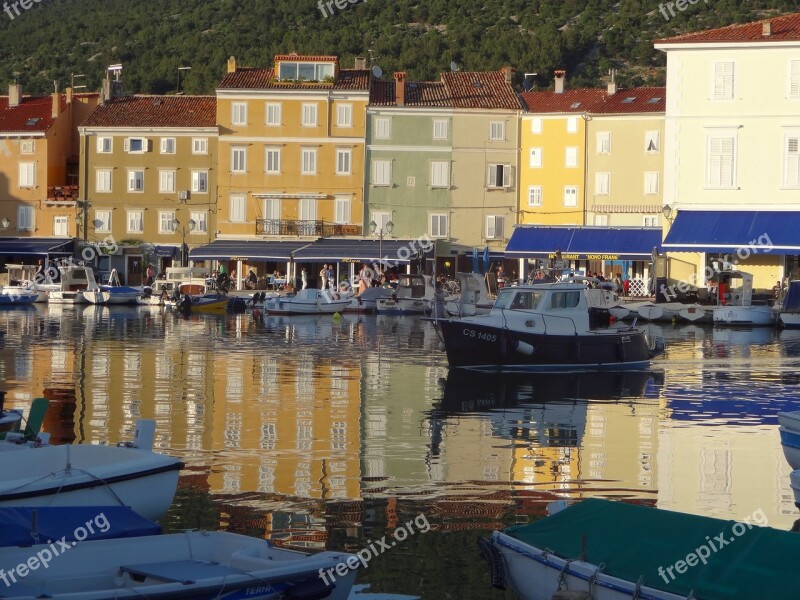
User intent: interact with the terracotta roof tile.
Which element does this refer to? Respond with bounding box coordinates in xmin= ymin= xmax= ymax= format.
xmin=82 ymin=95 xmax=216 ymax=128
xmin=274 ymin=54 xmax=338 ymax=63
xmin=589 ymin=87 xmax=666 ymax=114
xmin=0 ymin=96 xmax=66 ymax=133
xmin=369 ymin=79 xmax=451 ymax=107
xmin=218 ymin=67 xmax=369 ymax=91
xmin=441 ymin=71 xmax=522 ymax=110
xmin=656 ymin=12 xmax=800 ymax=44
xmin=520 ymin=89 xmax=607 ymax=113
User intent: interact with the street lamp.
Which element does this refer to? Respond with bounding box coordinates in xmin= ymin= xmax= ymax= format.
xmin=369 ymin=219 xmax=394 ymax=274
xmin=171 ymin=217 xmax=196 ymax=266
xmin=662 ymin=204 xmax=674 ymax=222
xmin=0 ymin=217 xmax=9 ymax=230
xmin=177 ymin=66 xmax=191 ymax=95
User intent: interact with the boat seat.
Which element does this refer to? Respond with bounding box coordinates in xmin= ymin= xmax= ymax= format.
xmin=119 ymin=560 xmax=245 ymax=584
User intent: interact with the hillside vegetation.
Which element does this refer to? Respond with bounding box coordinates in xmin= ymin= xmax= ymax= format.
xmin=0 ymin=0 xmax=797 ymax=95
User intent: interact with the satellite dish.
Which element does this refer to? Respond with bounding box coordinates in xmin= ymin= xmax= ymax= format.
xmin=450 ymin=61 xmax=459 ymax=72
xmin=372 ymin=65 xmax=383 ymax=79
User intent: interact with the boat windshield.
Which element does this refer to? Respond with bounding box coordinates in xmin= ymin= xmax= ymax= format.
xmin=495 ymin=289 xmax=543 ymax=311
xmin=549 ymin=291 xmax=581 ymax=309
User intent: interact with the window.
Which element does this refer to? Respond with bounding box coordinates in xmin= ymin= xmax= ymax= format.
xmin=643 ymin=215 xmax=660 ymax=227
xmin=565 ymin=147 xmax=578 ymax=167
xmin=127 ymin=210 xmax=144 ymax=233
xmin=712 ymin=62 xmax=735 ymax=100
xmin=706 ymin=135 xmax=736 ymax=188
xmin=567 ymin=117 xmax=578 ymax=133
xmin=791 ymin=60 xmax=800 ymax=99
xmin=230 ymin=194 xmax=246 ymax=223
xmin=430 ymin=161 xmax=450 ymax=188
xmin=124 ymin=137 xmax=147 ymax=153
xmin=335 ymin=148 xmax=352 ymax=175
xmin=301 ymin=103 xmax=318 ymax=126
xmin=433 ymin=119 xmax=448 ymax=140
xmin=594 ymin=214 xmax=608 ymax=226
xmin=53 ymin=216 xmax=69 ymax=236
xmin=334 ymin=196 xmax=351 ymax=224
xmin=563 ymin=186 xmax=578 ymax=207
xmin=263 ymin=198 xmax=281 ymax=221
xmin=192 ymin=138 xmax=208 ymax=154
xmin=301 ymin=148 xmax=317 ymax=174
xmin=17 ymin=205 xmax=33 ymax=231
xmin=159 ymin=170 xmax=175 ymax=193
xmin=529 ymin=148 xmax=542 ymax=168
xmin=192 ymin=171 xmax=208 ymax=193
xmin=127 ymin=170 xmax=144 ymax=192
xmin=18 ymin=162 xmax=35 ymax=188
xmin=20 ymin=140 xmax=34 ymax=154
xmin=189 ymin=211 xmax=208 ymax=234
xmin=785 ymin=136 xmax=800 ymax=187
xmin=300 ymin=198 xmax=316 ymax=221
xmin=644 ymin=172 xmax=660 ymax=195
xmin=486 ymin=215 xmax=505 ymax=240
xmin=265 ymin=147 xmax=281 ymax=174
xmin=160 ymin=138 xmax=176 ymax=154
xmin=489 ymin=121 xmax=505 ymax=141
xmin=232 ymin=102 xmax=247 ymax=125
xmin=266 ymin=102 xmax=282 ymax=126
xmin=94 ymin=210 xmax=111 ymax=233
xmin=550 ymin=291 xmax=581 ymax=309
xmin=597 ymin=132 xmax=611 ymax=154
xmin=527 ymin=186 xmax=543 ymax=207
xmin=336 ymin=103 xmax=352 ymax=127
xmin=595 ymin=172 xmax=610 ymax=195
xmin=371 ymin=211 xmax=392 ymax=233
xmin=96 ymin=169 xmax=112 ymax=193
xmin=374 ymin=117 xmax=391 ymax=139
xmin=429 ymin=213 xmax=448 ymax=238
xmin=277 ymin=60 xmax=334 ymax=82
xmin=96 ymin=137 xmax=112 ymax=153
xmin=530 ymin=118 xmax=542 ymax=134
xmin=231 ymin=147 xmax=246 ymax=173
xmin=159 ymin=211 xmax=176 ymax=234
xmin=487 ymin=164 xmax=511 ymax=188
xmin=645 ymin=131 xmax=660 ymax=153
xmin=372 ymin=160 xmax=392 ymax=186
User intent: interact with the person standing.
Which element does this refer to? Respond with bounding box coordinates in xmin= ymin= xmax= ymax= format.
xmin=496 ymin=265 xmax=507 ymax=288
xmin=319 ymin=264 xmax=328 ymax=290
xmin=301 ymin=267 xmax=308 ymax=290
xmin=327 ymin=263 xmax=335 ymax=291
xmin=145 ymin=264 xmax=156 ymax=287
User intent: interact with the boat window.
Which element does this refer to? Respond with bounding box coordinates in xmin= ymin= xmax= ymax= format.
xmin=508 ymin=291 xmax=542 ymax=310
xmin=494 ymin=290 xmax=515 ymax=309
xmin=550 ymin=291 xmax=581 ymax=309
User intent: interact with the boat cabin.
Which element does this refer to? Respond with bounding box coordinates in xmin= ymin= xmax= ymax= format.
xmin=396 ymin=274 xmax=432 ymax=299
xmin=57 ymin=265 xmax=98 ymax=292
xmin=490 ymin=283 xmax=594 ymax=333
xmin=5 ymin=264 xmax=40 ymax=286
xmin=711 ymin=270 xmax=754 ymax=307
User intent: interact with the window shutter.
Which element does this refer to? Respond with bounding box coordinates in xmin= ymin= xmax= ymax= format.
xmin=791 ymin=61 xmax=800 ymax=98
xmin=487 ymin=165 xmax=496 ymax=187
xmin=503 ymin=166 xmax=511 ymax=188
xmin=123 ymin=138 xmax=130 ymax=152
xmin=787 ymin=138 xmax=800 ymax=186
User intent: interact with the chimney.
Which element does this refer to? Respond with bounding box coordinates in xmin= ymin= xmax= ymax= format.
xmin=393 ymin=72 xmax=406 ymax=107
xmin=554 ymin=70 xmax=566 ymax=94
xmin=51 ymin=92 xmax=61 ymax=118
xmin=354 ymin=56 xmax=367 ymax=70
xmin=9 ymin=83 xmax=21 ymax=108
xmin=66 ymin=87 xmax=73 ymax=105
xmin=101 ymin=78 xmax=112 ymax=104
xmin=762 ymin=20 xmax=772 ymax=37
xmin=502 ymin=66 xmax=514 ymax=85
xmin=227 ymin=56 xmax=237 ymax=74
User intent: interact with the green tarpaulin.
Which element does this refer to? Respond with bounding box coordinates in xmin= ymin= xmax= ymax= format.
xmin=505 ymin=498 xmax=800 ymax=599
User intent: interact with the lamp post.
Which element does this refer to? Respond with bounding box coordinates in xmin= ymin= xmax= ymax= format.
xmin=369 ymin=219 xmax=394 ymax=276
xmin=171 ymin=217 xmax=196 ymax=266
xmin=177 ymin=66 xmax=191 ymax=95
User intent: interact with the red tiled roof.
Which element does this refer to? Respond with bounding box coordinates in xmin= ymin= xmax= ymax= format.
xmin=441 ymin=71 xmax=522 ymax=110
xmin=218 ymin=67 xmax=369 ymax=91
xmin=520 ymin=89 xmax=607 ymax=113
xmin=369 ymin=79 xmax=451 ymax=107
xmin=82 ymin=95 xmax=217 ymax=128
xmin=274 ymin=54 xmax=338 ymax=63
xmin=0 ymin=96 xmax=66 ymax=133
xmin=589 ymin=87 xmax=666 ymax=114
xmin=656 ymin=12 xmax=800 ymax=44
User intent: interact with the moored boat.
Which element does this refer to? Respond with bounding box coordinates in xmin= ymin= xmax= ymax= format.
xmin=376 ymin=274 xmax=434 ymax=315
xmin=345 ymin=286 xmax=395 ymax=313
xmin=778 ymin=410 xmax=800 ymax=469
xmin=780 ymin=280 xmax=800 ymax=328
xmin=0 ymin=289 xmax=38 ymax=306
xmin=165 ymin=278 xmax=228 ymax=314
xmin=712 ymin=270 xmax=778 ymax=326
xmin=444 ymin=272 xmax=493 ymax=317
xmin=264 ymin=288 xmax=350 ymax=315
xmin=48 ymin=265 xmax=101 ymax=305
xmin=3 ymin=263 xmax=58 ymax=302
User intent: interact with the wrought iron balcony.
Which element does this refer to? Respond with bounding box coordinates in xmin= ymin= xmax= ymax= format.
xmin=256 ymin=219 xmax=362 ymax=237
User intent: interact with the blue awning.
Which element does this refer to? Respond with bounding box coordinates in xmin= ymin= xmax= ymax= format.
xmin=292 ymin=238 xmax=432 ymax=263
xmin=189 ymin=239 xmax=309 ymax=261
xmin=0 ymin=237 xmax=74 ymax=256
xmin=505 ymin=227 xmax=661 ymax=260
xmin=662 ymin=210 xmax=798 ymax=254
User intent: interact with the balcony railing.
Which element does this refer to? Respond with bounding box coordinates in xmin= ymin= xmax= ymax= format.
xmin=45 ymin=186 xmax=80 ymax=206
xmin=256 ymin=219 xmax=362 ymax=237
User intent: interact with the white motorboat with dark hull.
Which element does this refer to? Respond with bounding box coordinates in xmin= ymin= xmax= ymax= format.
xmin=264 ymin=288 xmax=350 ymax=315
xmin=436 ymin=282 xmax=663 ymax=371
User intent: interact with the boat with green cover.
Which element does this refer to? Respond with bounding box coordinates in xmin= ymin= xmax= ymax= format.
xmin=483 ymin=498 xmax=800 ymax=600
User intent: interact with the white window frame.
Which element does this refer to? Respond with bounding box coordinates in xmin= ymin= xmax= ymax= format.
xmin=300 ymin=198 xmax=317 ymax=221
xmin=712 ymin=61 xmax=735 ymax=100
xmin=645 ymin=131 xmax=660 ymax=154
xmin=231 ymin=147 xmax=247 ymax=173
xmin=374 ymin=117 xmax=391 ymax=139
xmin=96 ymin=169 xmax=112 ymax=193
xmin=529 ymin=147 xmax=542 ymax=168
xmin=430 ymin=160 xmax=450 ymax=188
xmin=334 ymin=195 xmax=351 ymax=224
xmin=486 ymin=215 xmax=505 ymax=240
xmin=232 ymin=102 xmax=248 ymax=125
xmin=336 ymin=103 xmax=352 ymax=127
xmin=94 ymin=210 xmax=111 ymax=233
xmin=530 ymin=118 xmax=543 ymax=134
xmin=597 ymin=131 xmax=611 ymax=154
xmin=53 ymin=216 xmax=69 ymax=237
xmin=565 ymin=146 xmax=578 ymax=168
xmin=263 ymin=198 xmax=281 ymax=221
xmin=784 ymin=135 xmax=800 ymax=188
xmin=595 ymin=172 xmax=610 ymax=195
xmin=429 ymin=213 xmax=449 ymax=238
xmin=563 ymin=186 xmax=578 ymax=207
xmin=489 ymin=121 xmax=505 ymax=141
xmin=301 ymin=103 xmax=318 ymax=127
xmin=372 ymin=160 xmax=392 ymax=186
xmin=96 ymin=137 xmax=112 ymax=153
xmin=229 ymin=194 xmax=246 ymax=223
xmin=433 ymin=119 xmax=448 ymax=140
xmin=566 ymin=117 xmax=578 ymax=133
xmin=17 ymin=205 xmax=33 ymax=231
xmin=160 ymin=137 xmax=176 ymax=154
xmin=158 ymin=170 xmax=175 ymax=193
xmin=265 ymin=147 xmax=281 ymax=174
xmin=20 ymin=140 xmax=35 ymax=154
xmin=371 ymin=211 xmax=392 ymax=233
xmin=301 ymin=148 xmax=317 ymax=175
xmin=644 ymin=172 xmax=660 ymax=195
xmin=266 ymin=102 xmax=282 ymax=126
xmin=191 ymin=170 xmax=208 ymax=193
xmin=705 ymin=132 xmax=737 ymax=189
xmin=335 ymin=148 xmax=352 ymax=175
xmin=124 ymin=137 xmax=148 ymax=153
xmin=127 ymin=169 xmax=144 ymax=193
xmin=527 ymin=186 xmax=543 ymax=207
xmin=190 ymin=211 xmax=208 ymax=234
xmin=18 ymin=162 xmax=35 ymax=188
xmin=158 ymin=211 xmax=176 ymax=235
xmin=192 ymin=138 xmax=208 ymax=154
xmin=643 ymin=215 xmax=660 ymax=227
xmin=487 ymin=164 xmax=512 ymax=189
xmin=127 ymin=210 xmax=144 ymax=234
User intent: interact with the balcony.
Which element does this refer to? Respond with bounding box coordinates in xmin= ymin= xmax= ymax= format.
xmin=256 ymin=219 xmax=362 ymax=237
xmin=45 ymin=186 xmax=80 ymax=206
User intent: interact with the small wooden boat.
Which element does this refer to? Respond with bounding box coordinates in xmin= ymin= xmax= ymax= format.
xmin=483 ymin=498 xmax=800 ymax=600
xmin=0 ymin=530 xmax=357 ymax=599
xmin=264 ymin=288 xmax=351 ymax=315
xmin=712 ymin=270 xmax=778 ymax=326
xmin=165 ymin=278 xmax=228 ymax=314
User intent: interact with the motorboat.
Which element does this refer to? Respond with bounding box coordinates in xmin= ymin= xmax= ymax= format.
xmin=3 ymin=263 xmax=58 ymax=302
xmin=0 ymin=530 xmax=357 ymax=600
xmin=608 ymin=300 xmax=650 ymax=321
xmin=435 ymin=282 xmax=665 ymax=371
xmin=712 ymin=270 xmax=778 ymax=326
xmin=94 ymin=269 xmax=143 ymax=305
xmin=678 ymin=304 xmax=713 ymax=323
xmin=0 ymin=419 xmax=183 ymax=520
xmin=780 ymin=280 xmax=800 ymax=328
xmin=376 ymin=274 xmax=435 ymax=315
xmin=48 ymin=264 xmax=101 ymax=305
xmin=0 ymin=289 xmax=38 ymax=306
xmin=264 ymin=288 xmax=351 ymax=315
xmin=345 ymin=286 xmax=395 ymax=313
xmin=482 ymin=498 xmax=799 ymax=600
xmin=165 ymin=277 xmax=228 ymax=314
xmin=445 ymin=272 xmax=493 ymax=317
xmin=0 ymin=397 xmax=49 ymax=448
xmin=0 ymin=391 xmax=23 ymax=438
xmin=778 ymin=411 xmax=800 ymax=469
xmin=636 ymin=301 xmax=706 ymax=323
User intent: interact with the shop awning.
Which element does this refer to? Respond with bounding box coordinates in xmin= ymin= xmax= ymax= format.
xmin=505 ymin=227 xmax=661 ymax=260
xmin=189 ymin=239 xmax=309 ymax=261
xmin=292 ymin=238 xmax=432 ymax=263
xmin=0 ymin=237 xmax=74 ymax=256
xmin=662 ymin=210 xmax=798 ymax=254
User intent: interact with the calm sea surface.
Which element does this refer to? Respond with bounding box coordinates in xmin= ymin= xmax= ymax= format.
xmin=2 ymin=305 xmax=800 ymax=599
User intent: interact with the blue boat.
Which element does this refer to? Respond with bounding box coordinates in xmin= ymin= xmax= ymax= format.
xmin=780 ymin=280 xmax=800 ymax=328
